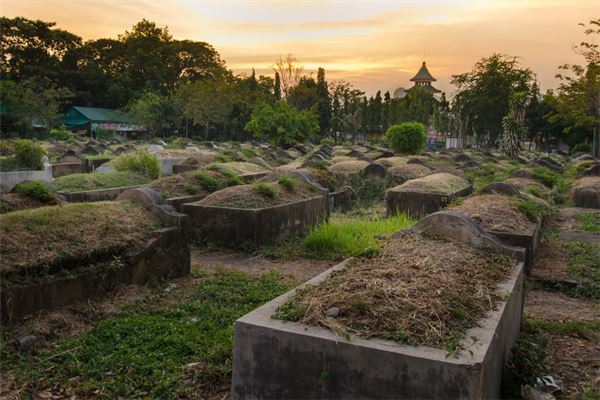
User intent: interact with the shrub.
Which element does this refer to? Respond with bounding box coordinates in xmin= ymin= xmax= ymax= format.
xmin=112 ymin=150 xmax=161 ymax=179
xmin=0 ymin=140 xmax=15 ymax=156
xmin=385 ymin=122 xmax=426 ymax=154
xmin=278 ymin=175 xmax=297 ymax=192
xmin=347 ymin=175 xmax=387 ymax=208
xmin=14 ymin=139 xmax=46 ymax=170
xmin=95 ymin=127 xmax=114 ymax=141
xmin=49 ymin=125 xmax=74 ymax=142
xmin=320 ymin=137 xmax=335 ymax=147
xmin=253 ymin=182 xmax=277 ymax=199
xmin=242 ymin=148 xmax=257 ymax=158
xmin=15 ymin=181 xmax=55 ymax=203
xmin=571 ymin=142 xmax=592 ymax=155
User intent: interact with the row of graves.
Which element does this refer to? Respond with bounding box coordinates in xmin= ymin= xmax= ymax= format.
xmin=1 ymin=137 xmax=599 ymax=398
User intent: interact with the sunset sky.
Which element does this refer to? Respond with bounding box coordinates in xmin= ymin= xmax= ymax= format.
xmin=2 ymin=0 xmax=597 ymax=96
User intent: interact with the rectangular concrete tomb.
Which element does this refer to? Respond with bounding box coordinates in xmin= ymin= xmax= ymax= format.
xmin=386 ymin=173 xmax=472 ymax=217
xmin=232 ymin=260 xmax=524 ymax=399
xmin=182 ymin=195 xmax=327 ymax=246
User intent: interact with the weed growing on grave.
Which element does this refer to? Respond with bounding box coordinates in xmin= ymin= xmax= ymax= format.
xmin=576 ymin=212 xmax=600 ymax=233
xmin=302 ymin=213 xmax=414 ymax=260
xmin=567 ymin=241 xmax=600 ymax=298
xmin=253 ymin=182 xmax=277 ymax=199
xmin=14 ymin=181 xmax=55 ymax=203
xmin=277 ymin=175 xmax=297 ymax=192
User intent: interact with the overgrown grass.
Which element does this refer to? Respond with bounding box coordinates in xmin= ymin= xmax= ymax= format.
xmin=53 ymin=172 xmax=150 ymax=192
xmin=576 ymin=213 xmax=600 ymax=233
xmin=567 ymin=241 xmax=600 ymax=298
xmin=14 ymin=181 xmax=55 ymax=202
xmin=112 ymin=150 xmax=161 ymax=179
xmin=253 ymin=182 xmax=277 ymax=199
xmin=531 ymin=166 xmax=573 ymax=205
xmin=464 ymin=162 xmax=519 ymax=191
xmin=2 ymin=269 xmax=293 ymax=398
xmin=510 ymin=196 xmax=548 ymax=222
xmin=302 ymin=213 xmax=414 ymax=260
xmin=278 ymin=175 xmax=297 ymax=192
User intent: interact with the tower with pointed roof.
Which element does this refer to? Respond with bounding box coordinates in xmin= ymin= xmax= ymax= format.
xmin=407 ymin=61 xmax=441 ymax=94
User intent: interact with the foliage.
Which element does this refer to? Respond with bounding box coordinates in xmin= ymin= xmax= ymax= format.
xmin=277 ymin=175 xmax=297 ymax=192
xmin=49 ymin=125 xmax=74 ymax=141
xmin=451 ymin=54 xmax=535 ymax=146
xmin=127 ymin=91 xmax=175 ymax=137
xmin=576 ymin=212 xmax=600 ymax=232
xmin=385 ymin=122 xmax=427 ymax=154
xmin=571 ymin=142 xmax=592 ymax=154
xmin=14 ymin=139 xmax=46 ymax=170
xmin=302 ymin=213 xmax=414 ymax=260
xmin=14 ymin=181 xmax=54 ymax=202
xmin=567 ymin=241 xmax=600 ymax=298
xmin=501 ymin=91 xmax=529 ymax=158
xmin=347 ymin=175 xmax=387 ymax=209
xmin=552 ymin=19 xmax=600 ymax=156
xmin=112 ymin=150 xmax=161 ymax=179
xmin=193 ymin=169 xmax=242 ymax=193
xmin=320 ymin=137 xmax=334 ymax=147
xmin=0 ymin=140 xmax=15 ymax=156
xmin=501 ymin=319 xmax=549 ymax=399
xmin=253 ymin=182 xmax=277 ymax=198
xmin=53 ymin=172 xmax=150 ymax=192
xmin=510 ymin=196 xmax=548 ymax=222
xmin=245 ymin=101 xmax=319 ymax=147
xmin=0 ymin=78 xmax=72 ymax=135
xmin=2 ymin=270 xmax=292 ymax=398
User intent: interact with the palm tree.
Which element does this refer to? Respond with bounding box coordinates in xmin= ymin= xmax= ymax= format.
xmin=502 ymin=91 xmax=529 ymax=158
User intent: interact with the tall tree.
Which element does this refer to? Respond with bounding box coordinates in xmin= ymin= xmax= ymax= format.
xmin=287 ymin=77 xmax=319 ymax=111
xmin=501 ymin=91 xmax=529 ymax=157
xmin=316 ymin=67 xmax=332 ymax=137
xmin=127 ymin=91 xmax=176 ymax=138
xmin=274 ymin=72 xmax=282 ymax=100
xmin=451 ymin=54 xmax=535 ymax=147
xmin=273 ymin=54 xmax=304 ymax=98
xmin=553 ymin=19 xmax=600 ymax=156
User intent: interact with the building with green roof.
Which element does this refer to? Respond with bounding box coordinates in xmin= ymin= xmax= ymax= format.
xmin=61 ymin=106 xmax=145 ymax=134
xmin=408 ymin=62 xmax=441 ymax=94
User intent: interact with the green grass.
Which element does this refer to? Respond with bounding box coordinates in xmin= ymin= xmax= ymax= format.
xmin=253 ymin=182 xmax=277 ymax=198
xmin=2 ymin=269 xmax=293 ymax=398
xmin=464 ymin=162 xmax=519 ymax=191
xmin=567 ymin=241 xmax=600 ymax=298
xmin=510 ymin=196 xmax=548 ymax=222
xmin=277 ymin=175 xmax=297 ymax=192
xmin=84 ymin=150 xmax=114 ymax=160
xmin=53 ymin=172 xmax=151 ymax=193
xmin=302 ymin=213 xmax=414 ymax=260
xmin=576 ymin=213 xmax=600 ymax=233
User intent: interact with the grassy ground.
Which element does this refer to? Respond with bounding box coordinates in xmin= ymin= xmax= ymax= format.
xmin=53 ymin=172 xmax=150 ymax=193
xmin=261 ymin=212 xmax=414 ymax=261
xmin=1 ymin=269 xmax=294 ymax=398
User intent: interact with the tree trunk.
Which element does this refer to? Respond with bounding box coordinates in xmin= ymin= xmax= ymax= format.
xmin=204 ymin=122 xmax=209 ymax=142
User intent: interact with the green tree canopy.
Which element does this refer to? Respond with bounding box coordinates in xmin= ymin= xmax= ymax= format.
xmin=451 ymin=53 xmax=535 ymax=146
xmin=244 ymin=100 xmax=319 ymax=147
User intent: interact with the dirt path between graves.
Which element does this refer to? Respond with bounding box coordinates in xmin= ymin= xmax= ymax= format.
xmin=191 ymin=246 xmax=336 ymax=283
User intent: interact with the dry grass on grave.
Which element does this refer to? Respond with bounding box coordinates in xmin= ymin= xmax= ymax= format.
xmin=450 ymin=194 xmax=536 ymax=234
xmin=0 ymin=200 xmax=161 ymax=277
xmin=198 ymin=179 xmax=320 ymax=209
xmin=391 ymin=172 xmax=468 ymax=194
xmin=275 ymin=233 xmax=514 ymax=349
xmin=328 ymin=160 xmax=370 ymax=175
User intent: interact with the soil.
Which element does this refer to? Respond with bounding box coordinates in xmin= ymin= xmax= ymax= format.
xmin=450 ymin=194 xmax=536 ymax=234
xmin=574 ymin=176 xmax=600 ymax=190
xmin=191 ymin=247 xmax=335 ymax=282
xmin=542 ymin=333 xmax=600 ymax=400
xmin=556 ymin=207 xmax=600 ymax=232
xmin=387 ymin=164 xmax=432 ymax=182
xmin=505 ymin=177 xmax=550 ymax=196
xmin=525 ymin=289 xmax=600 ymax=323
xmin=220 ymin=161 xmax=269 ymax=175
xmin=150 ymin=170 xmax=216 ymax=198
xmin=277 ymin=233 xmax=514 ymax=349
xmin=0 ymin=193 xmax=55 ymax=214
xmin=530 ymin=237 xmax=573 ymax=283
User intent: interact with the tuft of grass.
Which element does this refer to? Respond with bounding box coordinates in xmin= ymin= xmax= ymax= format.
xmin=112 ymin=150 xmax=161 ymax=179
xmin=510 ymin=196 xmax=548 ymax=222
xmin=242 ymin=148 xmax=257 ymax=158
xmin=253 ymin=182 xmax=277 ymax=199
xmin=302 ymin=213 xmax=414 ymax=260
xmin=576 ymin=213 xmax=600 ymax=233
xmin=53 ymin=172 xmax=150 ymax=193
xmin=277 ymin=175 xmax=297 ymax=192
xmin=14 ymin=181 xmax=55 ymax=203
xmin=1 ymin=269 xmax=293 ymax=398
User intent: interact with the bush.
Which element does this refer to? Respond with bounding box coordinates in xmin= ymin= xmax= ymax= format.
xmin=49 ymin=125 xmax=74 ymax=142
xmin=0 ymin=140 xmax=15 ymax=156
xmin=15 ymin=181 xmax=55 ymax=203
xmin=95 ymin=127 xmax=114 ymax=141
xmin=278 ymin=175 xmax=297 ymax=192
xmin=253 ymin=182 xmax=277 ymax=199
xmin=14 ymin=139 xmax=46 ymax=170
xmin=385 ymin=122 xmax=427 ymax=154
xmin=571 ymin=142 xmax=592 ymax=155
xmin=112 ymin=150 xmax=161 ymax=179
xmin=242 ymin=148 xmax=257 ymax=158
xmin=320 ymin=137 xmax=335 ymax=147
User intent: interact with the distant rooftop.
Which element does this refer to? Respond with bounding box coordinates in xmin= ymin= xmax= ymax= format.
xmin=410 ymin=62 xmax=437 ymax=83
